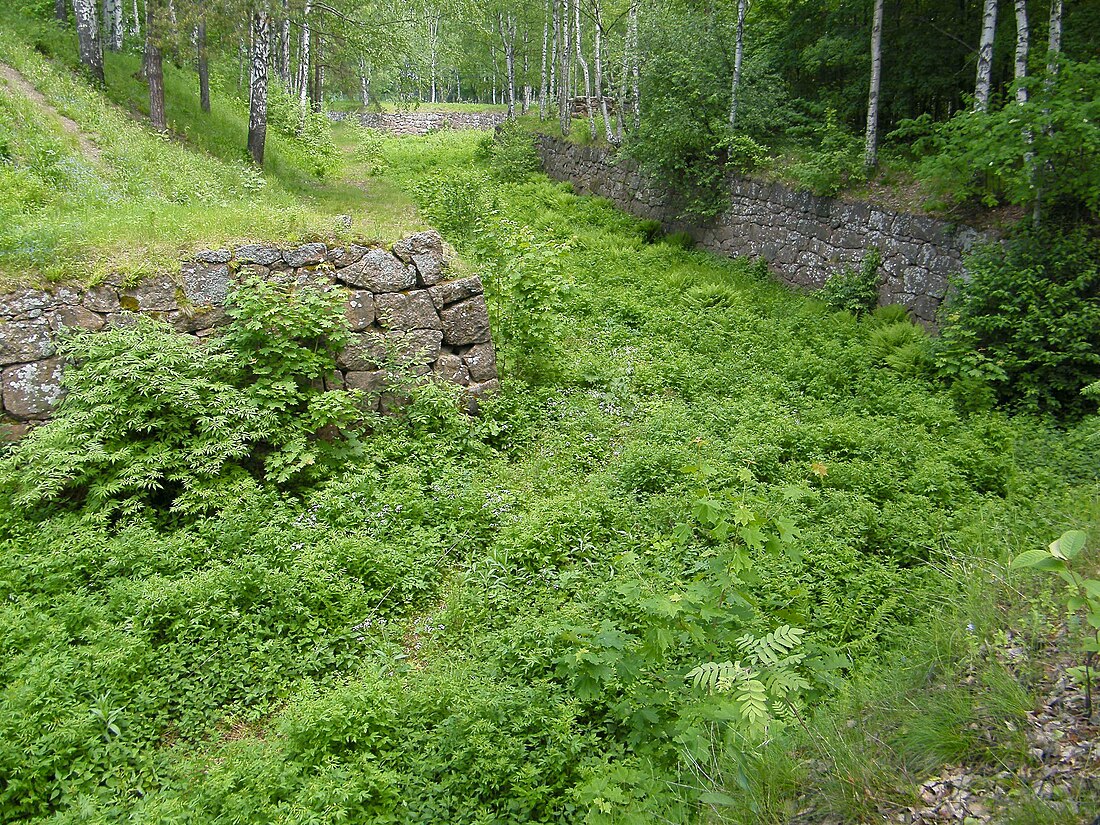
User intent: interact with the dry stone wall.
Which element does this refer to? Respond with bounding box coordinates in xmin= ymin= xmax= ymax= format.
xmin=536 ymin=136 xmax=997 ymax=325
xmin=328 ymin=110 xmax=508 ymax=136
xmin=0 ymin=231 xmax=498 ymax=437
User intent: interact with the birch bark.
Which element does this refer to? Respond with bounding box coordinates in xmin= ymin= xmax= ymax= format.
xmin=593 ymin=0 xmax=615 ymax=144
xmin=248 ymin=10 xmax=270 ymax=166
xmin=974 ymin=0 xmax=998 ymax=112
xmin=539 ymin=0 xmax=550 ymax=119
xmin=729 ymin=0 xmax=747 ymax=127
xmin=864 ymin=0 xmax=884 ymax=170
xmin=72 ymin=0 xmax=105 ymax=84
xmin=574 ymin=0 xmax=596 ymax=140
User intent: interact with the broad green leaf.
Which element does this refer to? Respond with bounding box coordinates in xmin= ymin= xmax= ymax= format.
xmin=1050 ymin=530 xmax=1087 ymax=560
xmin=1010 ymin=548 xmax=1052 ymax=570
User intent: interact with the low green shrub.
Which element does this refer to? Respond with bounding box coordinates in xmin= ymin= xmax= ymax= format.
xmin=483 ymin=119 xmax=540 ymax=182
xmin=819 ymin=248 xmax=882 ymax=315
xmin=935 ymin=228 xmax=1100 ymax=418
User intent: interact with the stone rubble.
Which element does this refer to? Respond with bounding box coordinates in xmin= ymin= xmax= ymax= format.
xmin=0 ymin=230 xmax=499 ymax=436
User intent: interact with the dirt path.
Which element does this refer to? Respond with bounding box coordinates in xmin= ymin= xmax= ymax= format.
xmin=0 ymin=61 xmax=101 ymax=161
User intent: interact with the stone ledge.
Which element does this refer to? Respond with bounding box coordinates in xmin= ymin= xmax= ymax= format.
xmin=0 ymin=231 xmax=498 ymax=428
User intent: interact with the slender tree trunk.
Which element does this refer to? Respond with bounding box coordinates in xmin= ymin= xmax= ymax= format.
xmin=502 ymin=13 xmax=517 ymax=118
xmin=864 ymin=0 xmax=884 ymax=170
xmin=558 ymin=0 xmax=571 ymax=135
xmin=197 ymin=4 xmax=210 ymax=113
xmin=310 ymin=31 xmax=322 ymax=113
xmin=539 ymin=0 xmax=550 ymax=119
xmin=104 ymin=0 xmax=123 ymax=51
xmin=1046 ymin=0 xmax=1062 ymax=76
xmin=279 ymin=2 xmax=290 ymax=89
xmin=730 ymin=0 xmax=747 ymax=127
xmin=145 ymin=0 xmax=166 ymax=132
xmin=594 ymin=0 xmax=615 ymax=144
xmin=72 ymin=0 xmax=105 ymax=84
xmin=1013 ymin=0 xmax=1029 ymax=101
xmin=130 ymin=0 xmax=140 ymax=38
xmin=56 ymin=0 xmax=68 ymax=23
xmin=550 ymin=0 xmax=558 ymax=104
xmin=617 ymin=4 xmax=629 ymax=140
xmin=298 ymin=1 xmax=311 ymax=110
xmin=974 ymin=0 xmax=998 ymax=112
xmin=428 ymin=13 xmax=440 ymax=104
xmin=574 ymin=0 xmax=596 ymax=139
xmin=629 ymin=0 xmax=639 ymax=129
xmin=248 ymin=10 xmax=270 ymax=166
xmin=523 ymin=24 xmax=531 ymax=113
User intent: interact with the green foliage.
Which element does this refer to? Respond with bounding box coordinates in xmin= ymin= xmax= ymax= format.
xmin=819 ymin=248 xmax=882 ymax=315
xmin=935 ymin=228 xmax=1100 ymax=418
xmin=869 ymin=320 xmax=932 ymax=377
xmin=1011 ymin=530 xmax=1099 ymax=717
xmin=916 ymin=61 xmax=1100 ymax=218
xmin=0 ymin=281 xmax=366 ymax=516
xmin=787 ymin=109 xmax=865 ymax=196
xmin=481 ymin=119 xmax=540 ymax=182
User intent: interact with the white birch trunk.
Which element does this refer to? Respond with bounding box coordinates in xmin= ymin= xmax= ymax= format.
xmin=72 ymin=0 xmax=105 ymax=84
xmin=1013 ymin=0 xmax=1029 ymax=102
xmin=130 ymin=0 xmax=140 ymax=37
xmin=974 ymin=0 xmax=998 ymax=112
xmin=594 ymin=0 xmax=615 ymax=144
xmin=550 ymin=1 xmax=558 ymax=104
xmin=629 ymin=0 xmax=639 ymax=129
xmin=730 ymin=0 xmax=747 ymax=127
xmin=558 ymin=0 xmax=571 ymax=135
xmin=523 ymin=25 xmax=531 ymax=114
xmin=574 ymin=0 xmax=595 ymax=139
xmin=297 ymin=1 xmax=311 ymax=110
xmin=864 ymin=0 xmax=884 ymax=170
xmin=104 ymin=0 xmax=123 ymax=51
xmin=540 ymin=0 xmax=550 ymax=119
xmin=1046 ymin=0 xmax=1062 ymax=75
xmin=248 ymin=10 xmax=270 ymax=166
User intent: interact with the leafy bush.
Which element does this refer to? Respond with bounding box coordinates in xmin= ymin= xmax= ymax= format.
xmin=787 ymin=108 xmax=865 ymax=196
xmin=916 ymin=60 xmax=1100 ymax=218
xmin=482 ymin=119 xmax=540 ymax=182
xmin=819 ymin=248 xmax=882 ymax=315
xmin=936 ymin=228 xmax=1100 ymax=417
xmin=0 ymin=280 xmax=367 ymax=517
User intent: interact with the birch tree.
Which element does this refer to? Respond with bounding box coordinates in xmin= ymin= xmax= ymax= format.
xmin=864 ymin=0 xmax=883 ymax=170
xmin=248 ymin=8 xmax=270 ymax=165
xmin=297 ymin=1 xmax=312 ymax=110
xmin=974 ymin=0 xmax=998 ymax=112
xmin=574 ymin=0 xmax=595 ymax=140
xmin=593 ymin=0 xmax=615 ymax=143
xmin=558 ymin=0 xmax=571 ymax=135
xmin=104 ymin=0 xmax=124 ymax=51
xmin=729 ymin=0 xmax=747 ymax=127
xmin=1013 ymin=0 xmax=1029 ymax=102
xmin=144 ymin=0 xmax=166 ymax=132
xmin=539 ymin=0 xmax=550 ymax=118
xmin=72 ymin=0 xmax=105 ymax=84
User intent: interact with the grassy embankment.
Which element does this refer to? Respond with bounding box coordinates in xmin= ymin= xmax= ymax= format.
xmin=0 ymin=16 xmax=1097 ymax=822
xmin=0 ymin=12 xmax=420 ymax=287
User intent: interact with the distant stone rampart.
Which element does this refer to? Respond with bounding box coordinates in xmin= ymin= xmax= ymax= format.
xmin=536 ymin=136 xmax=998 ymax=325
xmin=0 ymin=231 xmax=498 ymax=436
xmin=328 ymin=110 xmax=508 ymax=136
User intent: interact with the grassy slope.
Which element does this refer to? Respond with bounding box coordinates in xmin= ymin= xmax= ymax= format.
xmin=1 ymin=121 xmax=1097 ymax=822
xmin=0 ymin=12 xmax=420 ymax=286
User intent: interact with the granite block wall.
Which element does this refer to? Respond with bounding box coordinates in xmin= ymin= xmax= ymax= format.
xmin=328 ymin=110 xmax=508 ymax=136
xmin=0 ymin=231 xmax=498 ymax=436
xmin=535 ymin=136 xmax=998 ymax=325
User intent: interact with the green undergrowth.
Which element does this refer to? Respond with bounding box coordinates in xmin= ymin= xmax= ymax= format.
xmin=0 ymin=12 xmax=420 ymax=286
xmin=1 ymin=129 xmax=1098 ymax=823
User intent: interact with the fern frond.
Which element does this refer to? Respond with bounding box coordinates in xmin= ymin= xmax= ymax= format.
xmin=737 ymin=625 xmax=805 ymax=666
